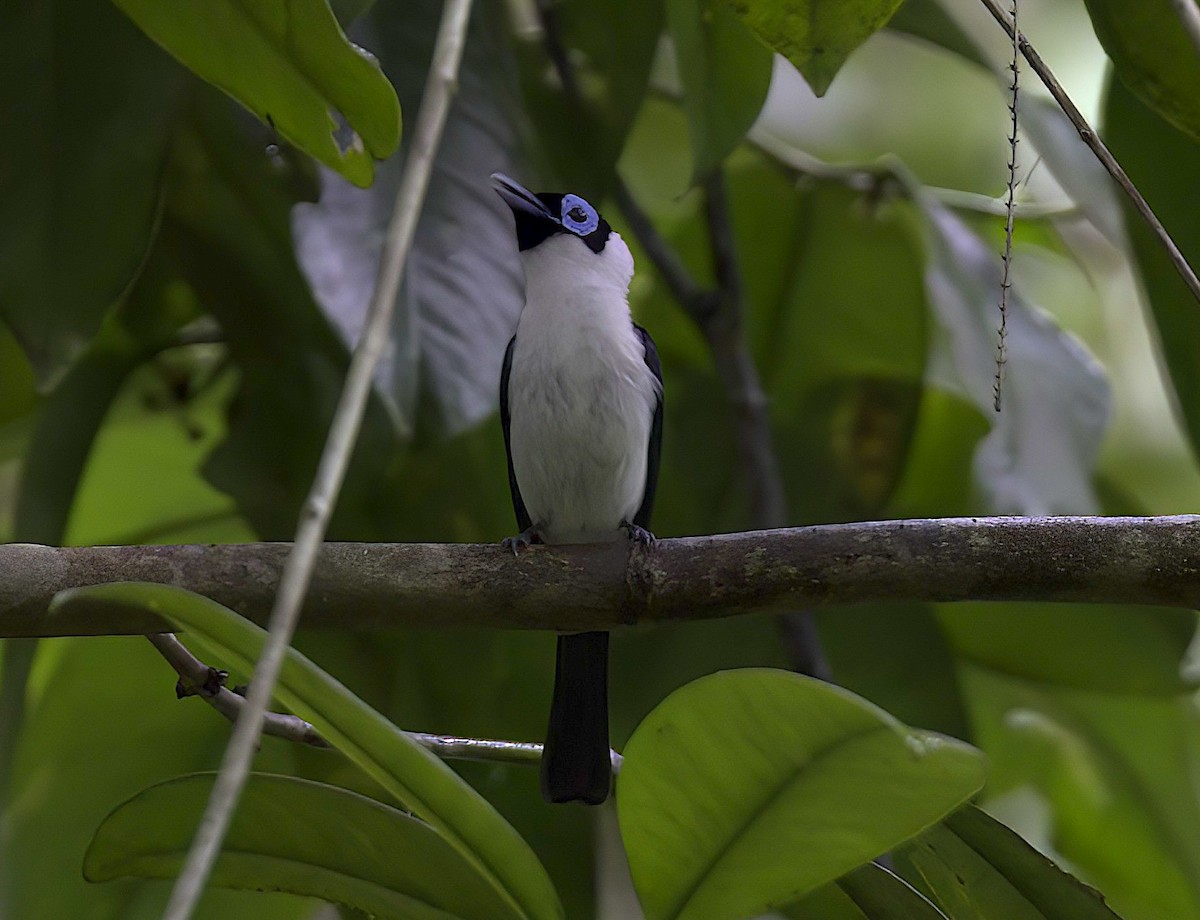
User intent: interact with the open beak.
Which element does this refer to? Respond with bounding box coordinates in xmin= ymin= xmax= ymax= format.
xmin=491 ymin=172 xmax=558 ymax=224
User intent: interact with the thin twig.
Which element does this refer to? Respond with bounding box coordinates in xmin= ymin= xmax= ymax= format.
xmin=159 ymin=0 xmax=476 ymax=916
xmin=1171 ymin=0 xmax=1200 ymax=58
xmin=146 ymin=633 xmax=617 ymax=769
xmin=976 ymin=0 xmax=1200 ymax=307
xmin=994 ymin=0 xmax=1019 ymax=413
xmin=701 ymin=173 xmax=789 ymax=531
xmin=147 ymin=634 xmax=329 ymax=747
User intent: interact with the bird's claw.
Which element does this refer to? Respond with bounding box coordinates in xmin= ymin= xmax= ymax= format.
xmin=622 ymin=521 xmax=656 ymax=547
xmin=502 ymin=527 xmax=541 ymax=555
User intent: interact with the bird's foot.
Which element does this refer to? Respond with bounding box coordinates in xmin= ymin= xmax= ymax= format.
xmin=502 ymin=526 xmax=542 ymax=555
xmin=621 ymin=521 xmax=656 ymax=547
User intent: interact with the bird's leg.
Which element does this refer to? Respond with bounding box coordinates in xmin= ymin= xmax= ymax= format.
xmin=621 ymin=520 xmax=655 ymax=547
xmin=502 ymin=525 xmax=544 ymax=555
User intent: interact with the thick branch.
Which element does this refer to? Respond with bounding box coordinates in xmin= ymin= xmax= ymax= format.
xmin=9 ymin=516 xmax=1200 ymax=637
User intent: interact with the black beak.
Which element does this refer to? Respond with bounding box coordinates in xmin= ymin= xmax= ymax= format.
xmin=491 ymin=173 xmax=559 ymax=224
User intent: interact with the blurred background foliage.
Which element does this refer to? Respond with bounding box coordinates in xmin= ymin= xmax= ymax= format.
xmin=1 ymin=0 xmax=1200 ymax=916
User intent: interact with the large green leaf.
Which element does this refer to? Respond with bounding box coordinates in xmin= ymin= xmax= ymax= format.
xmin=1103 ymin=75 xmax=1200 ymax=461
xmin=667 ymin=0 xmax=773 ymax=183
xmin=938 ymin=603 xmax=1197 ymax=697
xmin=617 ymin=669 xmax=986 ymax=920
xmin=2 ymin=637 xmax=309 ymax=920
xmin=817 ymin=602 xmax=970 ymax=740
xmin=516 ymin=0 xmax=664 ymax=197
xmin=1082 ymin=0 xmax=1200 ymax=144
xmin=0 ymin=0 xmax=181 ymax=387
xmin=895 ymin=805 xmax=1124 ymax=919
xmin=112 ymin=0 xmax=400 ymax=187
xmin=723 ymin=0 xmax=905 ymax=95
xmin=88 ymin=772 xmax=528 ymax=920
xmin=965 ymin=666 xmax=1200 ymax=919
xmin=49 ymin=583 xmax=563 ymax=920
xmin=162 ymin=92 xmax=400 ymax=540
xmin=784 ymin=862 xmax=950 ymax=919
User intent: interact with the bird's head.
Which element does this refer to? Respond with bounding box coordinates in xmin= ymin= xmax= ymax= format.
xmin=491 ymin=173 xmax=633 ymax=289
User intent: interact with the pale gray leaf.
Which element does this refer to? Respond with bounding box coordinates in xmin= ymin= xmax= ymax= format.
xmin=919 ymin=196 xmax=1111 ymax=514
xmin=292 ymin=0 xmax=526 ymax=436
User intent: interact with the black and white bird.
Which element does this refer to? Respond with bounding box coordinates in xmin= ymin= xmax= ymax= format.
xmin=491 ymin=173 xmax=663 ymax=805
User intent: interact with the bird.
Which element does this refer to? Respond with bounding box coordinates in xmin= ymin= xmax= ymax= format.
xmin=491 ymin=172 xmax=663 ymax=805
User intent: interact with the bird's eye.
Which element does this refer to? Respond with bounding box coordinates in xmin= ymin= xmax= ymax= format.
xmin=560 ymin=194 xmax=599 ymax=236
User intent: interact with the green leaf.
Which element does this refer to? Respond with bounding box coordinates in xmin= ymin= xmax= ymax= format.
xmin=667 ymin=0 xmax=772 ymax=183
xmin=2 ymin=637 xmax=310 ymax=920
xmin=0 ymin=0 xmax=181 ymax=386
xmin=1082 ymin=0 xmax=1200 ymax=144
xmin=87 ymin=772 xmax=528 ymax=920
xmin=1102 ymin=74 xmax=1200 ymax=461
xmin=886 ymin=0 xmax=987 ymax=69
xmin=517 ymin=0 xmax=664 ymax=197
xmin=895 ymin=805 xmax=1124 ymax=919
xmin=617 ymin=669 xmax=986 ymax=920
xmin=938 ymin=603 xmax=1197 ymax=697
xmin=963 ymin=666 xmax=1200 ymax=919
xmin=111 ymin=0 xmax=401 ymax=187
xmin=723 ymin=0 xmax=905 ymax=95
xmin=50 ymin=583 xmax=563 ymax=920
xmin=784 ymin=862 xmax=950 ymax=919
xmin=162 ymin=92 xmax=401 ymax=540
xmin=817 ymin=602 xmax=971 ymax=740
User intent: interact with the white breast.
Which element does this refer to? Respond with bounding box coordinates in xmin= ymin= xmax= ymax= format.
xmin=508 ymin=233 xmax=659 ymax=544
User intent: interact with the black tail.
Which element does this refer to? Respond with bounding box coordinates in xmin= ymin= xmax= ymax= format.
xmin=541 ymin=631 xmax=610 ymax=805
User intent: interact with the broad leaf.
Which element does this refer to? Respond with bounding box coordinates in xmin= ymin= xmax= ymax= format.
xmin=784 ymin=861 xmax=950 ymax=919
xmin=49 ymin=583 xmax=564 ymax=920
xmin=723 ymin=0 xmax=906 ymax=95
xmin=293 ymin=0 xmax=526 ymax=435
xmin=88 ymin=772 xmax=527 ymax=920
xmin=887 ymin=0 xmax=987 ymax=69
xmin=163 ymin=93 xmax=401 ymax=540
xmin=896 ymin=805 xmax=1124 ymax=919
xmin=938 ymin=603 xmax=1197 ymax=697
xmin=1103 ymin=75 xmax=1200 ymax=461
xmin=617 ymin=669 xmax=986 ymax=920
xmin=0 ymin=0 xmax=180 ymax=387
xmin=964 ymin=666 xmax=1200 ymax=919
xmin=112 ymin=0 xmax=401 ymax=186
xmin=1082 ymin=0 xmax=1200 ymax=144
xmin=2 ymin=637 xmax=308 ymax=920
xmin=516 ymin=0 xmax=664 ymax=197
xmin=667 ymin=0 xmax=773 ymax=183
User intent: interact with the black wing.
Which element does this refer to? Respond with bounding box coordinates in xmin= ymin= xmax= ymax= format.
xmin=632 ymin=324 xmax=663 ymax=529
xmin=500 ymin=335 xmax=532 ymax=532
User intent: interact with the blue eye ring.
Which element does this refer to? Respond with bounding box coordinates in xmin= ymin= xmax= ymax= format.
xmin=560 ymin=194 xmax=599 ymax=236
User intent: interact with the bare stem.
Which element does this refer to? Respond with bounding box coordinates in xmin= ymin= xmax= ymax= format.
xmin=976 ymin=0 xmax=1200 ymax=307
xmin=159 ymin=1 xmax=476 ymax=916
xmin=994 ymin=0 xmax=1019 ymax=413
xmin=146 ymin=634 xmax=599 ymax=768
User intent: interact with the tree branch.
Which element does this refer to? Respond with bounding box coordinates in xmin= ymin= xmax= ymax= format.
xmin=976 ymin=0 xmax=1200 ymax=307
xmin=14 ymin=517 xmax=1200 ymax=636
